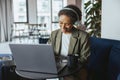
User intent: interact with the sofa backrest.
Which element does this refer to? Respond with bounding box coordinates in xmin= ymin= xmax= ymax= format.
xmin=88 ymin=37 xmax=120 ymax=80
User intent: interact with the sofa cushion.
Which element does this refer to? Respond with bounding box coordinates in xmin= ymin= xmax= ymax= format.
xmin=109 ymin=45 xmax=120 ymax=80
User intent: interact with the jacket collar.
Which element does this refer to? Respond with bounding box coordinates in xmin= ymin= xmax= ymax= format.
xmin=55 ymin=28 xmax=79 ymax=55
xmin=68 ymin=28 xmax=79 ymax=54
xmin=55 ymin=30 xmax=62 ymax=55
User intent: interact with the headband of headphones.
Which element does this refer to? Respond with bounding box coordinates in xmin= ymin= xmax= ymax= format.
xmin=62 ymin=7 xmax=80 ymax=21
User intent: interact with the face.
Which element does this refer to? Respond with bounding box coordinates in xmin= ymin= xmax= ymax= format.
xmin=59 ymin=15 xmax=73 ymax=34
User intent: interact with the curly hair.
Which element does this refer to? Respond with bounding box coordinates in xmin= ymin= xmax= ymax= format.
xmin=58 ymin=4 xmax=82 ymax=24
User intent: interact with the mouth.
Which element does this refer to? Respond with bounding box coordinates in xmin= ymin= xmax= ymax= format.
xmin=61 ymin=28 xmax=66 ymax=32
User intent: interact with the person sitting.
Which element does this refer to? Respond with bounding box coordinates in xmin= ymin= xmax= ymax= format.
xmin=48 ymin=4 xmax=90 ymax=80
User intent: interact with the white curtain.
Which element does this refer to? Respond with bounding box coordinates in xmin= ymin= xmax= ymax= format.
xmin=0 ymin=0 xmax=13 ymax=42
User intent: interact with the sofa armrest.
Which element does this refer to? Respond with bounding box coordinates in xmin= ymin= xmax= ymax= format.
xmin=109 ymin=45 xmax=120 ymax=80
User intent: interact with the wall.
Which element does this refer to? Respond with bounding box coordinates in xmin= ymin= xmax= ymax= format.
xmin=67 ymin=0 xmax=82 ymax=9
xmin=102 ymin=0 xmax=120 ymax=40
xmin=67 ymin=0 xmax=76 ymax=4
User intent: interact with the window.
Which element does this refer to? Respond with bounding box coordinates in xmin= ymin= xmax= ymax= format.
xmin=12 ymin=0 xmax=28 ymax=40
xmin=13 ymin=0 xmax=27 ymax=22
xmin=19 ymin=16 xmax=25 ymax=22
xmin=51 ymin=0 xmax=67 ymax=31
xmin=12 ymin=0 xmax=67 ymax=41
xmin=37 ymin=0 xmax=67 ymax=33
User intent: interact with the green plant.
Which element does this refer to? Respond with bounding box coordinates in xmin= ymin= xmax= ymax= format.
xmin=84 ymin=0 xmax=101 ymax=37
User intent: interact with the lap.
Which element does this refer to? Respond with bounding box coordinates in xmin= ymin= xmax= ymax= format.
xmin=62 ymin=68 xmax=87 ymax=80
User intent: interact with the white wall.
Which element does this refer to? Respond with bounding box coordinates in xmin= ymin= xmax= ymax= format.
xmin=102 ymin=0 xmax=120 ymax=40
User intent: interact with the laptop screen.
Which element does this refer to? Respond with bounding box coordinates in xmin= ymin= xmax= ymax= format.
xmin=9 ymin=44 xmax=58 ymax=74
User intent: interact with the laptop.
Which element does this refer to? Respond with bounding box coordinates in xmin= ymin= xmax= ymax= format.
xmin=9 ymin=44 xmax=67 ymax=75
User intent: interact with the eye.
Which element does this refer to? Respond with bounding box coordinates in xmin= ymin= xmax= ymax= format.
xmin=65 ymin=23 xmax=72 ymax=26
xmin=65 ymin=23 xmax=70 ymax=26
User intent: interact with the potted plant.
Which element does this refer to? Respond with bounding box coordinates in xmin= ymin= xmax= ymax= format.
xmin=84 ymin=0 xmax=101 ymax=37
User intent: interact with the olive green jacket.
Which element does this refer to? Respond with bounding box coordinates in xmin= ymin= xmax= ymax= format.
xmin=48 ymin=28 xmax=90 ymax=64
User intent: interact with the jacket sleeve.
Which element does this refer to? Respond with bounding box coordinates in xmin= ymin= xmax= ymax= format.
xmin=79 ymin=33 xmax=90 ymax=64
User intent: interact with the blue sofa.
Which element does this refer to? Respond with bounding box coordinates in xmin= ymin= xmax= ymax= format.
xmin=0 ymin=37 xmax=120 ymax=80
xmin=88 ymin=37 xmax=120 ymax=80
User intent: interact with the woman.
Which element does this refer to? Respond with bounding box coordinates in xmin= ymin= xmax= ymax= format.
xmin=48 ymin=4 xmax=90 ymax=80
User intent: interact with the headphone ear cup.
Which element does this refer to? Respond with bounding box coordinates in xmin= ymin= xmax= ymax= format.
xmin=73 ymin=21 xmax=81 ymax=28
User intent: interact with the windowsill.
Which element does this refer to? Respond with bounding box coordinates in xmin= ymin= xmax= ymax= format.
xmin=0 ymin=42 xmax=12 ymax=54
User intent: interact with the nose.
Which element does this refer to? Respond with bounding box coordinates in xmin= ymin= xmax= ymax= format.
xmin=61 ymin=24 xmax=66 ymax=29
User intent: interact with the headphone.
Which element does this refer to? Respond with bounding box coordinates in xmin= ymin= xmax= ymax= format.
xmin=62 ymin=8 xmax=82 ymax=28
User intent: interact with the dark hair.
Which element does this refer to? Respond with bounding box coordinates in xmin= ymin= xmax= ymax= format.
xmin=65 ymin=5 xmax=82 ymax=20
xmin=58 ymin=4 xmax=82 ymax=24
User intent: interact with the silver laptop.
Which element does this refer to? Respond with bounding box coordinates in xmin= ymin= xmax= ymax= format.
xmin=9 ymin=44 xmax=66 ymax=75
